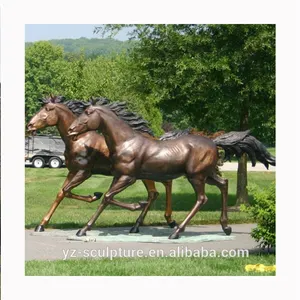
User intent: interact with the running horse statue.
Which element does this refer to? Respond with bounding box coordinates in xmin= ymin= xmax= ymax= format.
xmin=68 ymin=102 xmax=275 ymax=239
xmin=27 ymin=95 xmax=178 ymax=232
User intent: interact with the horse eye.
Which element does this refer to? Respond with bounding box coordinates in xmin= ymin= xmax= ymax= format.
xmin=79 ymin=119 xmax=88 ymax=125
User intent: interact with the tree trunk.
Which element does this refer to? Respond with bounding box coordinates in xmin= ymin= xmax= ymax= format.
xmin=236 ymin=153 xmax=248 ymax=206
xmin=235 ymin=101 xmax=249 ymax=206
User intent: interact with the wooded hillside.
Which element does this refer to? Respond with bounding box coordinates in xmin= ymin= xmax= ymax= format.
xmin=25 ymin=37 xmax=135 ymax=58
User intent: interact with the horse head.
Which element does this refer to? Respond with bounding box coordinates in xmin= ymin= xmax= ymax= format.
xmin=68 ymin=105 xmax=103 ymax=137
xmin=27 ymin=95 xmax=66 ymax=134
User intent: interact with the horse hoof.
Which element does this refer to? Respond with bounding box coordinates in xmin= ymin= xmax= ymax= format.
xmin=76 ymin=229 xmax=87 ymax=237
xmin=138 ymin=201 xmax=148 ymax=209
xmin=168 ymin=220 xmax=178 ymax=229
xmin=168 ymin=231 xmax=180 ymax=239
xmin=129 ymin=227 xmax=139 ymax=234
xmin=34 ymin=225 xmax=45 ymax=232
xmin=223 ymin=226 xmax=232 ymax=236
xmin=94 ymin=192 xmax=103 ymax=200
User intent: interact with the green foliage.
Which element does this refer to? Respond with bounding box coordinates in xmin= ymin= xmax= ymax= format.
xmin=26 ymin=25 xmax=275 ymax=143
xmin=99 ymin=24 xmax=275 ymax=145
xmin=25 ymin=40 xmax=163 ymax=135
xmin=25 ymin=41 xmax=65 ymax=122
xmin=78 ymin=53 xmax=163 ymax=135
xmin=241 ymin=182 xmax=276 ymax=248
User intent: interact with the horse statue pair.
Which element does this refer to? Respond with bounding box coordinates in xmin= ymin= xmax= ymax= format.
xmin=27 ymin=95 xmax=275 ymax=239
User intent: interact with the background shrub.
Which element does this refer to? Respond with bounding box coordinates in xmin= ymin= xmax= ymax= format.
xmin=241 ymin=182 xmax=276 ymax=249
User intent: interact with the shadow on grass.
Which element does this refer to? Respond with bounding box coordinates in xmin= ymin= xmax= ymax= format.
xmin=25 ymin=221 xmax=171 ymax=230
xmin=25 ymin=220 xmax=253 ymax=232
xmin=108 ymin=192 xmax=254 ymax=212
xmin=26 ymin=225 xmax=241 ymax=237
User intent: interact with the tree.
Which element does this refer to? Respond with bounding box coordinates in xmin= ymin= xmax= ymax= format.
xmin=25 ymin=41 xmax=164 ymax=136
xmin=25 ymin=42 xmax=63 ymax=118
xmin=96 ymin=24 xmax=275 ymax=205
xmin=80 ymin=53 xmax=163 ymax=135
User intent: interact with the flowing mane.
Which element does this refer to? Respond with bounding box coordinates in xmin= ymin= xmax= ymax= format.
xmin=38 ymin=95 xmax=154 ymax=136
xmin=91 ymin=97 xmax=155 ymax=137
xmin=64 ymin=100 xmax=91 ymax=116
xmin=66 ymin=96 xmax=155 ymax=137
xmin=159 ymin=128 xmax=192 ymax=140
xmin=39 ymin=95 xmax=66 ymax=104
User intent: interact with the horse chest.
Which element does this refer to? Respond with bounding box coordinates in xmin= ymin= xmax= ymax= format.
xmin=65 ymin=144 xmax=90 ymax=167
xmin=112 ymin=148 xmax=135 ymax=164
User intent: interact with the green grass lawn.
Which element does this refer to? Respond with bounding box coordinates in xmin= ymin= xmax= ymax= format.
xmin=25 ymin=168 xmax=275 ymax=229
xmin=25 ymin=254 xmax=275 ymax=276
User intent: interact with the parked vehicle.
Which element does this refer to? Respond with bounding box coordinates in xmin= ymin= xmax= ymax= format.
xmin=25 ymin=135 xmax=65 ymax=168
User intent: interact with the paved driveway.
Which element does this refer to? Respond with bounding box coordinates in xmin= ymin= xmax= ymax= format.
xmin=25 ymin=224 xmax=260 ymax=261
xmin=220 ymin=162 xmax=275 ymax=172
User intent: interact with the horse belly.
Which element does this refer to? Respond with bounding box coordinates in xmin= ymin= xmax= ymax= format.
xmin=138 ymin=150 xmax=186 ymax=180
xmin=138 ymin=171 xmax=184 ymax=181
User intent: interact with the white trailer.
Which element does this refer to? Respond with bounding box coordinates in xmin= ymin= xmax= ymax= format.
xmin=25 ymin=135 xmax=65 ymax=168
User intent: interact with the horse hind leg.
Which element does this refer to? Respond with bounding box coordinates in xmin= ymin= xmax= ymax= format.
xmin=162 ymin=180 xmax=178 ymax=228
xmin=130 ymin=179 xmax=177 ymax=234
xmin=169 ymin=176 xmax=207 ymax=239
xmin=206 ymin=173 xmax=232 ymax=235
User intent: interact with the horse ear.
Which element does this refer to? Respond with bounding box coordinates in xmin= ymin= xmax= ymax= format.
xmin=49 ymin=94 xmax=56 ymax=103
xmin=86 ymin=107 xmax=95 ymax=115
xmin=56 ymin=96 xmax=66 ymax=103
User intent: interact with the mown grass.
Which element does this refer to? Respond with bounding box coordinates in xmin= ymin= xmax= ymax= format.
xmin=25 ymin=168 xmax=275 ymax=229
xmin=25 ymin=254 xmax=276 ymax=276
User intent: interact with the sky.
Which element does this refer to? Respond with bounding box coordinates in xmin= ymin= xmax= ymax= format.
xmin=25 ymin=24 xmax=130 ymax=42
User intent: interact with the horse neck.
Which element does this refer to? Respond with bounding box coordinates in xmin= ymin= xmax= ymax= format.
xmin=55 ymin=107 xmax=77 ymax=144
xmin=99 ymin=111 xmax=136 ymax=152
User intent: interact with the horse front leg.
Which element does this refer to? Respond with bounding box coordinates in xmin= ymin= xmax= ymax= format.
xmin=76 ymin=175 xmax=136 ymax=236
xmin=64 ymin=170 xmax=103 ymax=202
xmin=35 ymin=170 xmax=101 ymax=232
xmin=129 ymin=180 xmax=159 ymax=233
xmin=106 ymin=198 xmax=147 ymax=211
xmin=104 ymin=179 xmax=157 ymax=211
xmin=35 ymin=171 xmax=76 ymax=232
xmin=169 ymin=176 xmax=207 ymax=239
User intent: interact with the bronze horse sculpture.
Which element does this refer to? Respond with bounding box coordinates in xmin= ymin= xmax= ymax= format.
xmin=27 ymin=95 xmax=178 ymax=232
xmin=68 ymin=103 xmax=275 ymax=239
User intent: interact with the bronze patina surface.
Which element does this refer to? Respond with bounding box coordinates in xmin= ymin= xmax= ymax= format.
xmin=27 ymin=96 xmax=176 ymax=232
xmin=68 ymin=102 xmax=275 ymax=239
xmin=68 ymin=105 xmax=230 ymax=239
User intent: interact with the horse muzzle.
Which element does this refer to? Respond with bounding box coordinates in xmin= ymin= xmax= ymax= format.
xmin=67 ymin=127 xmax=79 ymax=140
xmin=27 ymin=123 xmax=37 ymax=135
